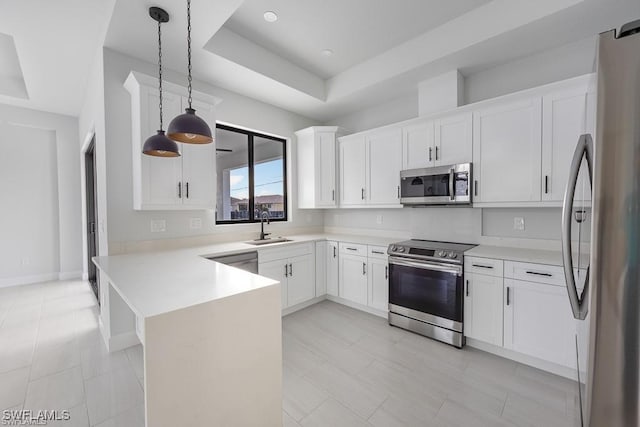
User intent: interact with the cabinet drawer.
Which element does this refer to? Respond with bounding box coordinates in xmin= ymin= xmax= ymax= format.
xmin=259 ymin=242 xmax=314 ymax=263
xmin=339 ymin=242 xmax=367 ymax=257
xmin=368 ymin=245 xmax=388 ymax=259
xmin=465 ymin=257 xmax=504 ymax=277
xmin=504 ymin=261 xmax=565 ymax=286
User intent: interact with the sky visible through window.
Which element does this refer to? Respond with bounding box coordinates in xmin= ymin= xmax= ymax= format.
xmin=230 ymin=159 xmax=283 ymax=199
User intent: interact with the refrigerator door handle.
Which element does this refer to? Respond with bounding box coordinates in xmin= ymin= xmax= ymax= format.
xmin=561 ymin=133 xmax=593 ymax=321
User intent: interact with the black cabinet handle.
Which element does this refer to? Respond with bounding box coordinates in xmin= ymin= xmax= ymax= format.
xmin=544 ymin=176 xmax=549 ymax=194
xmin=362 ymin=262 xmax=366 ymax=275
xmin=397 ymin=186 xmax=400 ymax=198
xmin=385 ymin=266 xmax=388 ymax=280
xmin=346 ymin=247 xmax=357 ymax=251
xmin=289 ymin=263 xmax=293 ymax=276
xmin=372 ymin=250 xmax=385 ymax=255
xmin=429 ymin=147 xmax=432 ymax=162
xmin=466 ymin=280 xmax=469 ymax=297
xmin=186 ymin=182 xmax=189 ymax=199
xmin=526 ymin=271 xmax=553 ymax=277
xmin=506 ymin=287 xmax=511 ymax=306
xmin=332 ymin=189 xmax=335 ymax=201
xmin=474 ymin=180 xmax=478 ymax=197
xmin=178 ymin=182 xmax=182 ymax=198
xmin=333 ymin=246 xmax=336 ymax=258
xmin=361 ymin=188 xmax=365 ymax=200
xmin=472 ymin=264 xmax=494 ymax=269
xmin=284 ymin=264 xmax=288 ymax=278
xmin=435 ymin=146 xmax=439 ymax=161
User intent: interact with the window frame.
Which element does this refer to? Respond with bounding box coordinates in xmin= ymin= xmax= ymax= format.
xmin=215 ymin=124 xmax=288 ymax=225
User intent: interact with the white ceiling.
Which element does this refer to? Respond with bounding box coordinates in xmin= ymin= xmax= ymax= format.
xmin=224 ymin=0 xmax=491 ymax=79
xmin=0 ymin=0 xmax=115 ymax=116
xmin=1 ymin=0 xmax=640 ymax=122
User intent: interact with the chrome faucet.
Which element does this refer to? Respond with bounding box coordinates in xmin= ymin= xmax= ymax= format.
xmin=260 ymin=211 xmax=271 ymax=240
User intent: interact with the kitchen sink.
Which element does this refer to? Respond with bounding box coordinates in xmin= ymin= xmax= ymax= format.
xmin=245 ymin=237 xmax=292 ymax=246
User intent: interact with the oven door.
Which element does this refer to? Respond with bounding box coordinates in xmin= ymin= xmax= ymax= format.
xmin=388 ymin=257 xmax=464 ymax=332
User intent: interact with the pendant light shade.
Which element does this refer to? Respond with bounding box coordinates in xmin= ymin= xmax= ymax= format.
xmin=143 ymin=130 xmax=180 ymax=157
xmin=167 ymin=108 xmax=212 ymax=144
xmin=168 ymin=0 xmax=214 ymax=145
xmin=143 ymin=7 xmax=180 ymax=157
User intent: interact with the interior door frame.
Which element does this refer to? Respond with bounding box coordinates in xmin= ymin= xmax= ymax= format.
xmin=81 ymin=131 xmax=100 ymax=302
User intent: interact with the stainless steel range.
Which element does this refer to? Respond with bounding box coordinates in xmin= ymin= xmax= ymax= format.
xmin=387 ymin=239 xmax=476 ymax=348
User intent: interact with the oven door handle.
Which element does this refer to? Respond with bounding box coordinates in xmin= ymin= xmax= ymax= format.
xmin=388 ymin=257 xmax=462 ymax=276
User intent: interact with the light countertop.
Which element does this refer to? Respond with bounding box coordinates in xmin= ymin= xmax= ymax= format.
xmin=92 ymin=233 xmax=402 ymax=320
xmin=465 ymin=245 xmax=590 ymax=267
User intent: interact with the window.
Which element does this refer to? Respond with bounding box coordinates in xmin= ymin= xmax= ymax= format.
xmin=216 ymin=124 xmax=287 ymax=224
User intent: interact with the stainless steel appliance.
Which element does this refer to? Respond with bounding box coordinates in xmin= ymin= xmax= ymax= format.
xmin=561 ymin=19 xmax=640 ymax=427
xmin=400 ymin=163 xmax=472 ymax=206
xmin=207 ymin=251 xmax=258 ymax=274
xmin=387 ymin=239 xmax=476 ymax=348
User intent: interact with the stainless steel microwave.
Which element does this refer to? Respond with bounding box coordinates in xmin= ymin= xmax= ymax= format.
xmin=400 ymin=163 xmax=472 ymax=206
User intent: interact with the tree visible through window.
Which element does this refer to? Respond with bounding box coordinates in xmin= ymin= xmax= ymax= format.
xmin=216 ymin=125 xmax=287 ymax=223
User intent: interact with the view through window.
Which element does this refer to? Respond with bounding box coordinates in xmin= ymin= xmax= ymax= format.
xmin=216 ymin=125 xmax=287 ymax=223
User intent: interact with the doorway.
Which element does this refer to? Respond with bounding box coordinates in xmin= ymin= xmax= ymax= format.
xmin=84 ymin=137 xmax=99 ymax=302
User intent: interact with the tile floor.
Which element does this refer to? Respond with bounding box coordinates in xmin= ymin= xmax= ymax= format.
xmin=0 ymin=280 xmax=579 ymax=426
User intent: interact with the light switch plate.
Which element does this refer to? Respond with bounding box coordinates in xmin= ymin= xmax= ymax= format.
xmin=513 ymin=217 xmax=525 ymax=231
xmin=150 ymin=219 xmax=166 ymax=233
xmin=190 ymin=218 xmax=202 ymax=230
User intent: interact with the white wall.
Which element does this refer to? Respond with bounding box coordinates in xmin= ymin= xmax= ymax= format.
xmin=330 ymin=93 xmax=418 ymax=134
xmin=0 ymin=104 xmax=81 ymax=286
xmin=102 ymin=48 xmax=322 ymax=253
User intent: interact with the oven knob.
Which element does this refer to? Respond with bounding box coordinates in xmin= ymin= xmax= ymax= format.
xmin=448 ymin=252 xmax=457 ymax=259
xmin=390 ymin=245 xmax=397 ymax=252
xmin=397 ymin=247 xmax=405 ymax=253
xmin=437 ymin=250 xmax=444 ymax=257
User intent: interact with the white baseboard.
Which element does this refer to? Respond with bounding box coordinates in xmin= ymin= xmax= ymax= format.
xmin=466 ymin=337 xmax=577 ymax=380
xmin=325 ymin=295 xmax=388 ymax=319
xmin=58 ymin=270 xmax=83 ymax=280
xmin=0 ymin=273 xmax=59 ymax=288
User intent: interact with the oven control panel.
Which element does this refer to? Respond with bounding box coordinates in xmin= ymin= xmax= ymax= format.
xmin=389 ymin=246 xmax=459 ymax=260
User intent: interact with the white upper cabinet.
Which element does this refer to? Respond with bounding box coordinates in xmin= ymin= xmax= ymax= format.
xmin=434 ymin=112 xmax=473 ymax=166
xmin=402 ymin=120 xmax=435 ymax=169
xmin=473 ymin=98 xmax=543 ymax=203
xmin=339 ymin=127 xmax=402 ymax=207
xmin=339 ymin=134 xmax=368 ymax=206
xmin=401 ymin=113 xmax=471 ymax=171
xmin=366 ymin=128 xmax=402 ymax=205
xmin=124 ymin=71 xmax=220 ymax=211
xmin=296 ymin=126 xmax=344 ymax=209
xmin=541 ymin=87 xmax=589 ymax=202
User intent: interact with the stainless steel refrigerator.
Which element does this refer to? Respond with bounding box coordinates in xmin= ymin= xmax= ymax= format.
xmin=562 ymin=19 xmax=640 ymax=427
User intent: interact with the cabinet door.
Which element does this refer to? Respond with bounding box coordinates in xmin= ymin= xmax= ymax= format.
xmin=367 ymin=258 xmax=388 ymax=312
xmin=259 ymin=260 xmax=288 ymax=309
xmin=464 ymin=273 xmax=503 ymax=346
xmin=326 ymin=241 xmax=339 ymax=297
xmin=339 ymin=135 xmax=367 ymax=206
xmin=473 ymin=98 xmax=542 ymax=203
xmin=367 ymin=128 xmax=402 ymax=205
xmin=435 ymin=112 xmax=472 ymax=166
xmin=315 ymin=241 xmax=327 ymax=296
xmin=140 ymin=88 xmax=183 ymax=208
xmin=287 ymin=254 xmax=315 ymax=307
xmin=402 ymin=120 xmax=434 ymax=169
xmin=541 ymin=89 xmax=588 ymax=202
xmin=504 ymin=279 xmax=576 ymax=367
xmin=339 ymin=254 xmax=368 ymax=305
xmin=317 ymin=132 xmax=337 ymax=207
xmin=181 ymin=98 xmax=216 ymax=208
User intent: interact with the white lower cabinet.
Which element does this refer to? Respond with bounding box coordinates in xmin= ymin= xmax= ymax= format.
xmin=464 ymin=272 xmax=503 ymax=346
xmin=367 ymin=258 xmax=388 ymax=312
xmin=258 ymin=259 xmax=289 ymax=309
xmin=259 ymin=243 xmax=315 ymax=310
xmin=503 ymin=278 xmax=576 ymax=368
xmin=339 ymin=253 xmax=368 ymax=305
xmin=326 ymin=241 xmax=339 ymax=297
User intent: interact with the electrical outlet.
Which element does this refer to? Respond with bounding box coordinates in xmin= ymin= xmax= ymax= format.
xmin=513 ymin=217 xmax=525 ymax=231
xmin=190 ymin=218 xmax=202 ymax=230
xmin=376 ymin=215 xmax=383 ymax=225
xmin=150 ymin=219 xmax=166 ymax=233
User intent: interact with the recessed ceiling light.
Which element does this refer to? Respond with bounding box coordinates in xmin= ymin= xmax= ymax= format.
xmin=263 ymin=11 xmax=278 ymax=22
xmin=321 ymin=49 xmax=333 ymax=57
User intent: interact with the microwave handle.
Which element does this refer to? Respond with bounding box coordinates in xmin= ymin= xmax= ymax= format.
xmin=449 ymin=168 xmax=455 ymax=201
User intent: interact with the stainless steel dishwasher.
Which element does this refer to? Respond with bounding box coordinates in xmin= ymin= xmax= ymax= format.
xmin=207 ymin=251 xmax=258 ymax=274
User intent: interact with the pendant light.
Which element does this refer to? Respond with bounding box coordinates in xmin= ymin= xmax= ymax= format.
xmin=167 ymin=0 xmax=214 ymax=144
xmin=143 ymin=7 xmax=181 ymax=157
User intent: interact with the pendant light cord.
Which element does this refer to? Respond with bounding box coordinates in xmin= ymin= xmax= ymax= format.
xmin=186 ymin=0 xmax=193 ymax=109
xmin=157 ymin=19 xmax=164 ymax=130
